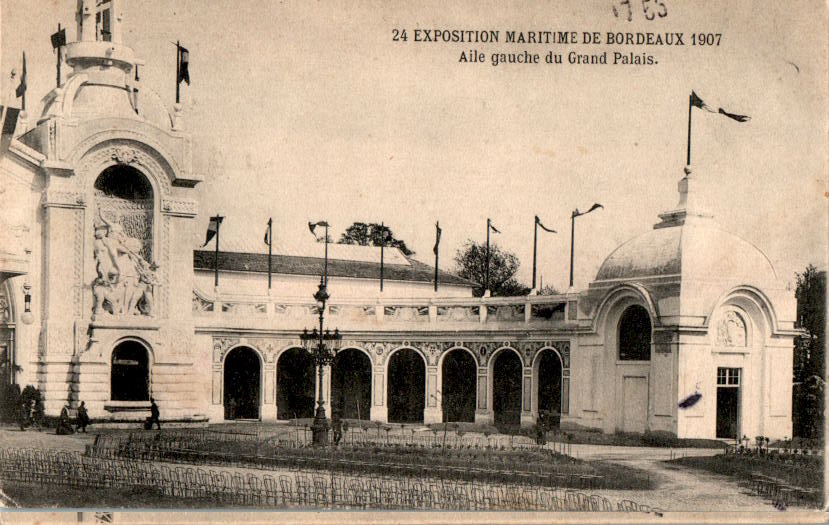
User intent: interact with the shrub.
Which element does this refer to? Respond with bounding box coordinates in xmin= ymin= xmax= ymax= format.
xmin=642 ymin=430 xmax=680 ymax=447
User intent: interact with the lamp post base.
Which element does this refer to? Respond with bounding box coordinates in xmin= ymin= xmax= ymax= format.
xmin=312 ymin=405 xmax=330 ymax=446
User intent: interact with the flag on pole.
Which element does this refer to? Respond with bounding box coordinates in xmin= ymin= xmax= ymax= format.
xmin=203 ymin=217 xmax=220 ymax=247
xmin=15 ymin=52 xmax=26 ymax=99
xmin=489 ymin=222 xmax=500 ymax=234
xmin=690 ymin=91 xmax=750 ymax=122
xmin=51 ymin=28 xmax=66 ymax=49
xmin=177 ymin=45 xmax=190 ymax=85
xmin=433 ymin=223 xmax=442 ymax=255
xmin=264 ymin=224 xmax=271 ymax=245
xmin=308 ymin=220 xmax=329 ymax=239
xmin=535 ymin=216 xmax=556 ymax=233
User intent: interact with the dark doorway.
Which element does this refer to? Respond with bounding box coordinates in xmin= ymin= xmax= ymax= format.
xmin=332 ymin=349 xmax=371 ymax=420
xmin=111 ymin=341 xmax=150 ymax=401
xmin=223 ymin=347 xmax=261 ymax=420
xmin=537 ymin=350 xmax=563 ymax=428
xmin=493 ymin=350 xmax=522 ymax=427
xmin=716 ymin=387 xmax=739 ymax=439
xmin=277 ymin=348 xmax=315 ymax=420
xmin=441 ymin=349 xmax=476 ymax=423
xmin=387 ymin=349 xmax=425 ymax=423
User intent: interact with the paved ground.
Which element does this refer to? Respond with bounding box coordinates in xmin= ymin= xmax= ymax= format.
xmin=0 ymin=424 xmax=814 ymax=514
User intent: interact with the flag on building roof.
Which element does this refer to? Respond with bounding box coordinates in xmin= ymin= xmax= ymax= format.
xmin=308 ymin=220 xmax=329 ymax=239
xmin=178 ymin=45 xmax=190 ymax=85
xmin=51 ymin=28 xmax=66 ymax=49
xmin=535 ymin=215 xmax=556 ymax=233
xmin=433 ymin=222 xmax=442 ymax=255
xmin=15 ymin=52 xmax=26 ymax=99
xmin=690 ymin=91 xmax=750 ymax=122
xmin=203 ymin=216 xmax=221 ymax=247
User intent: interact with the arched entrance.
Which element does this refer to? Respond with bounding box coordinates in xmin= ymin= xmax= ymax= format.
xmin=111 ymin=340 xmax=150 ymax=401
xmin=536 ymin=349 xmax=563 ymax=428
xmin=387 ymin=349 xmax=425 ymax=423
xmin=276 ymin=348 xmax=315 ymax=420
xmin=331 ymin=348 xmax=371 ymax=420
xmin=223 ymin=346 xmax=261 ymax=420
xmin=441 ymin=349 xmax=476 ymax=422
xmin=492 ymin=349 xmax=522 ymax=427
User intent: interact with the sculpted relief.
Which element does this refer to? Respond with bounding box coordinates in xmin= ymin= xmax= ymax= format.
xmin=92 ymin=213 xmax=159 ymax=319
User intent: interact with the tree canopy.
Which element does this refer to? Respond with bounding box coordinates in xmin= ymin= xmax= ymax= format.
xmin=454 ymin=240 xmax=529 ymax=297
xmin=337 ymin=222 xmax=413 ymax=256
xmin=793 ymin=265 xmax=825 ymax=440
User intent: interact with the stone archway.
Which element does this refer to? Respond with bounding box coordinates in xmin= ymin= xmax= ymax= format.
xmin=111 ymin=340 xmax=150 ymax=401
xmin=387 ymin=348 xmax=425 ymax=423
xmin=441 ymin=349 xmax=476 ymax=423
xmin=223 ymin=346 xmax=261 ymax=420
xmin=331 ymin=348 xmax=371 ymax=420
xmin=492 ymin=349 xmax=522 ymax=428
xmin=276 ymin=348 xmax=315 ymax=420
xmin=536 ymin=349 xmax=563 ymax=428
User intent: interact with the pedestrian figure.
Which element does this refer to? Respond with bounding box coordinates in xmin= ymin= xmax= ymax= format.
xmin=56 ymin=403 xmax=75 ymax=435
xmin=76 ymin=401 xmax=90 ymax=433
xmin=145 ymin=397 xmax=161 ymax=430
xmin=332 ymin=414 xmax=343 ymax=445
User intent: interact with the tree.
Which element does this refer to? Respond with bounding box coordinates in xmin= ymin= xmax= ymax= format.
xmin=454 ymin=240 xmax=530 ymax=297
xmin=793 ymin=265 xmax=825 ymax=440
xmin=337 ymin=222 xmax=413 ymax=256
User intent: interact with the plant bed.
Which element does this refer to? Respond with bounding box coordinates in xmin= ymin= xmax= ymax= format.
xmin=668 ymin=454 xmax=823 ymax=508
xmin=89 ymin=434 xmax=653 ymax=491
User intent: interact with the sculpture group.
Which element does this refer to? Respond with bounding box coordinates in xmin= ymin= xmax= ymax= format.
xmin=92 ymin=214 xmax=158 ymax=319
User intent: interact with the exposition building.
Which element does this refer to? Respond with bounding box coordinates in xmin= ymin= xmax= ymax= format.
xmin=0 ymin=1 xmax=800 ymax=441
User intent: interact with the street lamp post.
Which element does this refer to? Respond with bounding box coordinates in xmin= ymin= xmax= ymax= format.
xmin=300 ymin=277 xmax=342 ymax=446
xmin=569 ymin=203 xmax=603 ymax=288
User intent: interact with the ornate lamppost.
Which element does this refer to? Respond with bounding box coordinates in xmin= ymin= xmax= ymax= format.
xmin=300 ymin=276 xmax=342 ymax=446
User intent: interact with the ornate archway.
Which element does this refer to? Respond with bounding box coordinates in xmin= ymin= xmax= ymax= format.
xmin=332 ymin=348 xmax=371 ymax=420
xmin=441 ymin=348 xmax=476 ymax=423
xmin=492 ymin=349 xmax=522 ymax=427
xmin=110 ymin=340 xmax=151 ymax=401
xmin=387 ymin=348 xmax=425 ymax=423
xmin=276 ymin=348 xmax=315 ymax=420
xmin=223 ymin=346 xmax=261 ymax=420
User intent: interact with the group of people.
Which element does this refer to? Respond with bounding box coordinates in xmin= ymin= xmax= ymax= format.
xmin=56 ymin=401 xmax=91 ymax=435
xmin=50 ymin=398 xmax=161 ymax=435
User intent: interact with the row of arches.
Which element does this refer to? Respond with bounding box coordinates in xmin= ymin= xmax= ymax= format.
xmin=221 ymin=346 xmax=564 ymax=425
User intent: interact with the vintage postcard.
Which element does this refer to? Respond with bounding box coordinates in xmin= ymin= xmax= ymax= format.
xmin=0 ymin=0 xmax=826 ymax=523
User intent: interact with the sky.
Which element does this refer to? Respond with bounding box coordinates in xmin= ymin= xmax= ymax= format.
xmin=2 ymin=0 xmax=827 ymax=291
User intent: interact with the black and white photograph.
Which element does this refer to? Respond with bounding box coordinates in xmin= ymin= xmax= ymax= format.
xmin=0 ymin=1 xmax=826 ymax=522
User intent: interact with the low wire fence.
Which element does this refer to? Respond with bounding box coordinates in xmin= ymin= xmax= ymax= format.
xmin=85 ymin=432 xmax=610 ymax=490
xmin=0 ymin=447 xmax=660 ymax=512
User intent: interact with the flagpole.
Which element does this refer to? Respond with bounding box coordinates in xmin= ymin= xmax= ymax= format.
xmin=213 ymin=215 xmax=223 ymax=287
xmin=687 ymin=92 xmax=692 ymax=166
xmin=485 ymin=219 xmax=491 ymax=295
xmin=267 ymin=218 xmax=273 ymax=290
xmin=434 ymin=221 xmax=440 ymax=293
xmin=176 ymin=41 xmax=181 ymax=104
xmin=532 ymin=216 xmax=538 ymax=290
xmin=569 ymin=211 xmax=576 ymax=288
xmin=379 ymin=223 xmax=385 ymax=291
xmin=21 ymin=52 xmax=26 ymax=111
xmin=324 ymin=223 xmax=329 ymax=286
xmin=56 ymin=24 xmax=62 ymax=88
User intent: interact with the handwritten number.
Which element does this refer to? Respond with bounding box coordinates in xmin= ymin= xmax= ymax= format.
xmin=642 ymin=0 xmax=655 ymax=20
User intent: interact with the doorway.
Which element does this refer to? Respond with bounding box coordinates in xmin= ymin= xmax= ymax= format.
xmin=223 ymin=346 xmax=261 ymax=420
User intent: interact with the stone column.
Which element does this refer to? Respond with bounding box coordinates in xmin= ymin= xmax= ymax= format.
xmin=423 ymin=365 xmax=442 ymax=423
xmin=474 ymin=366 xmax=492 ymax=424
xmin=370 ymin=365 xmax=387 ymax=422
xmin=262 ymin=363 xmax=276 ymax=421
xmin=520 ymin=366 xmax=536 ymax=427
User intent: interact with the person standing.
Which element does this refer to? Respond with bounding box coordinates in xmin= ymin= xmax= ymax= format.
xmin=76 ymin=401 xmax=90 ymax=433
xmin=56 ymin=403 xmax=75 ymax=435
xmin=148 ymin=397 xmax=161 ymax=430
